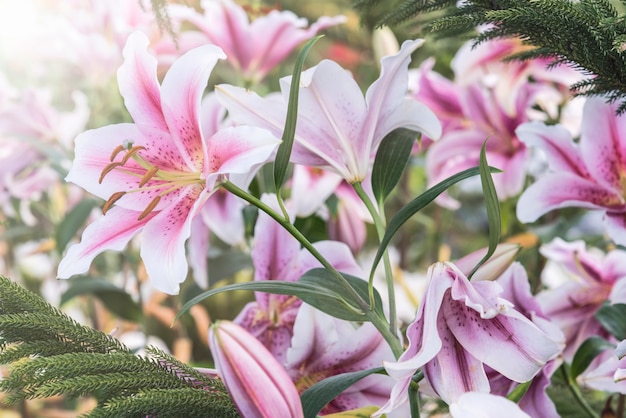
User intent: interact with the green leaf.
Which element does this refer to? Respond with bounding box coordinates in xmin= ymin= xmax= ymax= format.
xmin=301 ymin=367 xmax=385 ymax=418
xmin=571 ymin=336 xmax=614 ymax=379
xmin=595 ymin=303 xmax=626 ymax=340
xmin=506 ymin=381 xmax=532 ymax=403
xmin=468 ymin=140 xmax=501 ymax=279
xmin=369 ymin=165 xmax=502 ymax=277
xmin=55 ymin=198 xmax=98 ymax=255
xmin=176 ymin=269 xmax=382 ymax=323
xmin=274 ymin=36 xmax=322 ymax=192
xmin=60 ymin=277 xmax=141 ymax=321
xmin=371 ymin=128 xmax=417 ymax=204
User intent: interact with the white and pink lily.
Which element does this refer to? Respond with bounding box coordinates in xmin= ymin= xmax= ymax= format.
xmin=234 ymin=194 xmax=361 ymax=364
xmin=579 ymin=340 xmax=626 ymax=394
xmin=286 ymin=303 xmax=400 ymax=414
xmin=375 ymin=261 xmax=560 ymax=416
xmin=170 ymin=0 xmax=345 ymax=84
xmin=452 ymin=38 xmax=582 ymax=117
xmin=216 ymin=39 xmax=442 ymax=184
xmin=422 ymin=77 xmax=536 ymax=206
xmin=57 ymin=32 xmax=280 ymax=294
xmin=516 ymin=97 xmax=626 ymax=246
xmin=535 ymin=238 xmax=626 ymax=359
xmin=209 ymin=320 xmax=304 ymax=418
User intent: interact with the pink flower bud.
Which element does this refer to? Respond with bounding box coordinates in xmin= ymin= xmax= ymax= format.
xmin=209 ymin=321 xmax=304 ymax=418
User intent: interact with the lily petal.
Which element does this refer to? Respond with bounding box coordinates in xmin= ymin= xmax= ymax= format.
xmin=516 ymin=173 xmax=620 ymax=223
xmin=447 ymin=304 xmax=560 ymax=382
xmin=117 ymin=32 xmax=168 ymax=132
xmin=424 ymin=317 xmax=490 ymax=403
xmin=57 ymin=206 xmax=155 ymax=278
xmin=161 ymin=42 xmax=226 ymax=170
xmin=204 ymin=125 xmax=280 ymax=189
xmin=516 ymin=122 xmax=588 ymax=176
xmin=449 ymin=392 xmax=531 ymax=418
xmin=140 ymin=187 xmax=206 ymax=294
xmin=580 ymin=97 xmax=626 ymax=190
xmin=604 ymin=211 xmax=626 ymax=247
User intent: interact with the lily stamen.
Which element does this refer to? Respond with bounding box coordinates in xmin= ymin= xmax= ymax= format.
xmin=109 ymin=144 xmax=126 ymax=162
xmin=99 ymin=162 xmax=124 ymax=184
xmin=138 ymin=195 xmax=161 ymax=220
xmin=102 ymin=191 xmax=127 ymax=215
xmin=120 ymin=145 xmax=146 ymax=165
xmin=138 ymin=166 xmax=160 ymax=187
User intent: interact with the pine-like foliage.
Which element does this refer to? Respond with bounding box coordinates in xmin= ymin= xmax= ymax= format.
xmin=0 ymin=276 xmax=240 ymax=417
xmin=354 ymin=0 xmax=626 ymax=112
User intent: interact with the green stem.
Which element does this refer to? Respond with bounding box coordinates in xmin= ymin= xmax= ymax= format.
xmin=353 ymin=182 xmax=398 ymax=341
xmin=560 ymin=365 xmax=599 ymax=418
xmin=409 ymin=384 xmax=421 ymax=418
xmin=222 ymin=181 xmax=405 ymax=357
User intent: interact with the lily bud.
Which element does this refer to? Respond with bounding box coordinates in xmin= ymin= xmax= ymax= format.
xmin=455 ymin=243 xmax=521 ymax=281
xmin=209 ymin=321 xmax=304 ymax=418
xmin=372 ymin=27 xmax=400 ymax=65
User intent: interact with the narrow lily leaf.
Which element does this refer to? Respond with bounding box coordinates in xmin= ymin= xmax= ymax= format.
xmin=299 ymin=268 xmax=386 ymax=319
xmin=55 ymin=198 xmax=97 ymax=255
xmin=595 ymin=303 xmax=626 ymax=340
xmin=506 ymin=381 xmax=532 ymax=403
xmin=300 ymin=367 xmax=385 ymax=418
xmin=371 ymin=128 xmax=417 ymax=205
xmin=369 ymin=165 xmax=502 ymax=276
xmin=571 ymin=336 xmax=614 ymax=379
xmin=274 ymin=35 xmax=323 ymax=192
xmin=176 ymin=269 xmax=382 ymax=323
xmin=468 ymin=140 xmax=502 ymax=279
xmin=60 ymin=277 xmax=141 ymax=321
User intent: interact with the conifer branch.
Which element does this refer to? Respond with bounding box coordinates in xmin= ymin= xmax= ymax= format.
xmin=0 ymin=276 xmax=238 ymax=417
xmin=354 ymin=0 xmax=626 ymax=112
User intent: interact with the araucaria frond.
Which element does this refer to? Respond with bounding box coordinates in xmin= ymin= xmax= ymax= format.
xmin=0 ymin=276 xmax=238 ymax=417
xmin=354 ymin=0 xmax=626 ymax=111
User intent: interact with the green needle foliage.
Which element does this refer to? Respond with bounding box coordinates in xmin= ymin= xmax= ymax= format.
xmin=354 ymin=0 xmax=626 ymax=112
xmin=0 ymin=276 xmax=239 ymax=417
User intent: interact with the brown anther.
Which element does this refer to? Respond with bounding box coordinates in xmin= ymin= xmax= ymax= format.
xmin=120 ymin=145 xmax=147 ymax=165
xmin=102 ymin=191 xmax=127 ymax=215
xmin=138 ymin=195 xmax=161 ymax=221
xmin=109 ymin=144 xmax=126 ymax=162
xmin=138 ymin=166 xmax=160 ymax=188
xmin=99 ymin=162 xmax=124 ymax=184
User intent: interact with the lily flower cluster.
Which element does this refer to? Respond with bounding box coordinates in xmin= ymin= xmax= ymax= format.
xmin=5 ymin=1 xmax=626 ymax=417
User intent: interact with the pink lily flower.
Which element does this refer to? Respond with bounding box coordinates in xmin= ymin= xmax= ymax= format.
xmin=580 ymin=340 xmax=626 ymax=394
xmin=286 ymin=303 xmax=400 ymax=415
xmin=423 ymin=78 xmax=536 ymax=206
xmin=216 ymin=39 xmax=442 ymax=183
xmin=209 ymin=320 xmax=304 ymax=418
xmin=535 ymin=238 xmax=626 ymax=359
xmin=375 ymin=262 xmax=560 ymax=416
xmin=0 ymin=87 xmax=89 ymax=225
xmin=170 ymin=0 xmax=346 ymax=84
xmin=452 ymin=38 xmax=582 ymax=117
xmin=516 ymin=97 xmax=626 ymax=246
xmin=57 ymin=32 xmax=280 ymax=294
xmin=235 ymin=194 xmax=362 ymax=364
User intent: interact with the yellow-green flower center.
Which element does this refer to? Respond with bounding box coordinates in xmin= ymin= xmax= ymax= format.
xmin=99 ymin=143 xmax=204 ymax=220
